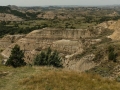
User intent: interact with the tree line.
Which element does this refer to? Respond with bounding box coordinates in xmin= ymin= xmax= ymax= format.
xmin=0 ymin=22 xmax=48 ymax=38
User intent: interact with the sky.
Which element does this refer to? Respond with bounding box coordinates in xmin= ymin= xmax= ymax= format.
xmin=0 ymin=0 xmax=120 ymax=6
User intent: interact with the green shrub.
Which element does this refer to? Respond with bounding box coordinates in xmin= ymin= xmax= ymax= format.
xmin=5 ymin=44 xmax=26 ymax=68
xmin=108 ymin=45 xmax=117 ymax=62
xmin=34 ymin=47 xmax=62 ymax=67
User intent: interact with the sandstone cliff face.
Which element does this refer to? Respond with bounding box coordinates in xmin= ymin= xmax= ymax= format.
xmin=1 ymin=29 xmax=88 ymax=57
xmin=1 ymin=28 xmax=103 ymax=71
xmin=108 ymin=20 xmax=120 ymax=40
xmin=97 ymin=20 xmax=116 ymax=29
xmin=64 ymin=54 xmax=96 ymax=72
xmin=0 ymin=35 xmax=25 ymax=51
xmin=98 ymin=20 xmax=120 ymax=41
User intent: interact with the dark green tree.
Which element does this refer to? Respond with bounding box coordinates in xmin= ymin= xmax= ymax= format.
xmin=34 ymin=51 xmax=46 ymax=65
xmin=50 ymin=50 xmax=62 ymax=67
xmin=5 ymin=44 xmax=26 ymax=68
xmin=34 ymin=47 xmax=62 ymax=67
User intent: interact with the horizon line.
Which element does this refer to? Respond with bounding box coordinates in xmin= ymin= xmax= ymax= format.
xmin=0 ymin=4 xmax=120 ymax=7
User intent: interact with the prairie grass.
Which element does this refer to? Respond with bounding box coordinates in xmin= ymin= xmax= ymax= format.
xmin=19 ymin=67 xmax=120 ymax=90
xmin=0 ymin=65 xmax=120 ymax=90
xmin=0 ymin=65 xmax=35 ymax=90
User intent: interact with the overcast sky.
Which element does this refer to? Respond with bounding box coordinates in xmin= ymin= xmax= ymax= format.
xmin=0 ymin=0 xmax=120 ymax=6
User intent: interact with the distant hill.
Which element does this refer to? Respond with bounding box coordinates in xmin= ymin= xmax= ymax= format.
xmin=0 ymin=6 xmax=26 ymax=19
xmin=0 ymin=6 xmax=11 ymax=13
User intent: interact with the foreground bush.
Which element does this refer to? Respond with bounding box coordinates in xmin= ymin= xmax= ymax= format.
xmin=34 ymin=47 xmax=62 ymax=67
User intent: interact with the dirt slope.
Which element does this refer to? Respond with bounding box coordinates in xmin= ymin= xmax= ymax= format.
xmin=1 ymin=27 xmax=104 ymax=71
xmin=98 ymin=20 xmax=120 ymax=41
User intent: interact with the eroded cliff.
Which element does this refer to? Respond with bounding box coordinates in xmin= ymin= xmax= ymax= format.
xmin=1 ymin=27 xmax=109 ymax=71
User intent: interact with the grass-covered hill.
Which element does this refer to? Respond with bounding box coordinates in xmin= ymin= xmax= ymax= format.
xmin=0 ymin=65 xmax=120 ymax=90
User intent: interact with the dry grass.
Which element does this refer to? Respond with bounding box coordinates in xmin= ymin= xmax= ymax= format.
xmin=0 ymin=63 xmax=120 ymax=90
xmin=0 ymin=65 xmax=35 ymax=90
xmin=19 ymin=67 xmax=120 ymax=90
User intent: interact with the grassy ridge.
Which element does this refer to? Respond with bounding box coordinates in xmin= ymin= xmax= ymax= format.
xmin=0 ymin=66 xmax=119 ymax=90
xmin=20 ymin=67 xmax=120 ymax=90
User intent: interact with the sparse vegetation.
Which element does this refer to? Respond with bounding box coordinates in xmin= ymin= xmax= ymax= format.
xmin=0 ymin=6 xmax=120 ymax=37
xmin=0 ymin=22 xmax=44 ymax=38
xmin=0 ymin=66 xmax=120 ymax=90
xmin=19 ymin=67 xmax=120 ymax=90
xmin=108 ymin=45 xmax=118 ymax=62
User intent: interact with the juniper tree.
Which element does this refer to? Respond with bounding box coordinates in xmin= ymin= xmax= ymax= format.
xmin=5 ymin=44 xmax=26 ymax=68
xmin=34 ymin=47 xmax=62 ymax=67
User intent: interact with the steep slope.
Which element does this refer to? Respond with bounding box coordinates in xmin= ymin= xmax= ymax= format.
xmin=109 ymin=20 xmax=120 ymax=40
xmin=1 ymin=27 xmax=106 ymax=71
xmin=98 ymin=20 xmax=120 ymax=41
xmin=2 ymin=28 xmax=88 ymax=59
xmin=0 ymin=34 xmax=25 ymax=56
xmin=97 ymin=20 xmax=116 ymax=29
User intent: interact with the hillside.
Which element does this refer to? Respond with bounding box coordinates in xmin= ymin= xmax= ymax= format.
xmin=0 ymin=6 xmax=23 ymax=21
xmin=0 ymin=13 xmax=23 ymax=21
xmin=0 ymin=66 xmax=120 ymax=90
xmin=0 ymin=5 xmax=120 ymax=90
xmin=98 ymin=20 xmax=120 ymax=40
xmin=1 ymin=5 xmax=120 ymax=38
xmin=1 ymin=20 xmax=120 ymax=78
xmin=109 ymin=20 xmax=120 ymax=40
xmin=1 ymin=26 xmax=111 ymax=71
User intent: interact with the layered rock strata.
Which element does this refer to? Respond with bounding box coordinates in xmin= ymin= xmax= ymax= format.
xmin=1 ymin=28 xmax=103 ymax=71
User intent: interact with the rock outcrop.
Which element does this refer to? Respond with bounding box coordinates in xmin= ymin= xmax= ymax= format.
xmin=97 ymin=20 xmax=116 ymax=29
xmin=64 ymin=54 xmax=96 ymax=72
xmin=98 ymin=20 xmax=120 ymax=41
xmin=1 ymin=28 xmax=87 ymax=58
xmin=0 ymin=35 xmax=25 ymax=51
xmin=108 ymin=20 xmax=120 ymax=40
xmin=1 ymin=27 xmax=105 ymax=71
